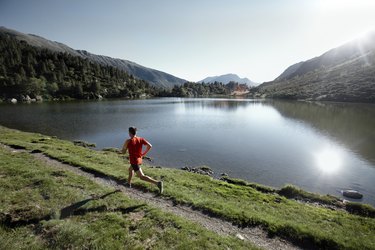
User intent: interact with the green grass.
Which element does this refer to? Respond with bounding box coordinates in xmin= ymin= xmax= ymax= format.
xmin=0 ymin=139 xmax=252 ymax=249
xmin=1 ymin=125 xmax=375 ymax=249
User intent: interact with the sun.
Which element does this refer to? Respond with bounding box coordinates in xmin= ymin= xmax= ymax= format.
xmin=319 ymin=0 xmax=375 ymax=9
xmin=314 ymin=146 xmax=343 ymax=174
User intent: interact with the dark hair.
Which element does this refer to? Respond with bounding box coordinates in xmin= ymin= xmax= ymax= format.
xmin=129 ymin=127 xmax=137 ymax=135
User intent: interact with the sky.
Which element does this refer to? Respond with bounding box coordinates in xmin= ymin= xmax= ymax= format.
xmin=1 ymin=0 xmax=375 ymax=83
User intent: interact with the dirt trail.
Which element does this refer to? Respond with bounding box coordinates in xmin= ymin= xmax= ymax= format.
xmin=4 ymin=145 xmax=300 ymax=250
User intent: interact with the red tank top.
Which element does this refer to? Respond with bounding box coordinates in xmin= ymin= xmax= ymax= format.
xmin=127 ymin=137 xmax=147 ymax=165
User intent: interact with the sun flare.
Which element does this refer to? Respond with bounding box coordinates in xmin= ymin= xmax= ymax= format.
xmin=314 ymin=147 xmax=342 ymax=174
xmin=319 ymin=0 xmax=375 ymax=9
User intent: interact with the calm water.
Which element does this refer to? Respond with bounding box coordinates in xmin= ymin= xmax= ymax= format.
xmin=1 ymin=98 xmax=374 ymax=205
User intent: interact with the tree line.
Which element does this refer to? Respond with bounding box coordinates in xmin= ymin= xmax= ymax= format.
xmin=0 ymin=33 xmax=250 ymax=102
xmin=0 ymin=33 xmax=157 ymax=101
xmin=159 ymin=81 xmax=249 ymax=97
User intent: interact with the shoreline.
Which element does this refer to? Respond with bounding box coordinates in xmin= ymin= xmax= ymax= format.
xmin=1 ymin=122 xmax=374 ymax=208
xmin=2 ymin=95 xmax=375 ymax=105
xmin=1 ymin=125 xmax=375 ymax=249
xmin=1 ymin=98 xmax=374 ymax=207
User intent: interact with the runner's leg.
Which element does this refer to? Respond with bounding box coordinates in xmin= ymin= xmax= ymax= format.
xmin=136 ymin=168 xmax=158 ymax=185
xmin=128 ymin=166 xmax=134 ymax=185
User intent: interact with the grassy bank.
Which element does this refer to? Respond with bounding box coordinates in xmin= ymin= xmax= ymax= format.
xmin=0 ymin=139 xmax=251 ymax=249
xmin=1 ymin=126 xmax=375 ymax=249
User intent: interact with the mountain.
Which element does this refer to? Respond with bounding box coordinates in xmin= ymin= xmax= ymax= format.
xmin=0 ymin=26 xmax=185 ymax=88
xmin=0 ymin=27 xmax=81 ymax=57
xmin=257 ymin=32 xmax=375 ymax=102
xmin=75 ymin=50 xmax=185 ymax=88
xmin=200 ymin=73 xmax=256 ymax=86
xmin=0 ymin=31 xmax=157 ymax=100
xmin=274 ymin=61 xmax=304 ymax=81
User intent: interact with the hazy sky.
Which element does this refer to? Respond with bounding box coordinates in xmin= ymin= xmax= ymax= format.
xmin=1 ymin=0 xmax=375 ymax=83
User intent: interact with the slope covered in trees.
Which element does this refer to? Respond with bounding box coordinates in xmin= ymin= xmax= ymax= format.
xmin=161 ymin=81 xmax=249 ymax=97
xmin=0 ymin=33 xmax=158 ymax=101
xmin=0 ymin=26 xmax=186 ymax=89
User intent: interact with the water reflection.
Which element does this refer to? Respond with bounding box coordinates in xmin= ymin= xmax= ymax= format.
xmin=176 ymin=99 xmax=282 ymax=130
xmin=314 ymin=145 xmax=343 ymax=174
xmin=180 ymin=98 xmax=258 ymax=111
xmin=271 ymin=101 xmax=375 ymax=167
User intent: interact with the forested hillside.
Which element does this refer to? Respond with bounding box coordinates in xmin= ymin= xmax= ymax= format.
xmin=160 ymin=81 xmax=249 ymax=97
xmin=0 ymin=33 xmax=158 ymax=101
xmin=0 ymin=26 xmax=186 ymax=89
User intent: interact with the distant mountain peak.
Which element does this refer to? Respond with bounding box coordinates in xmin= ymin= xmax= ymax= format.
xmin=200 ymin=73 xmax=257 ymax=86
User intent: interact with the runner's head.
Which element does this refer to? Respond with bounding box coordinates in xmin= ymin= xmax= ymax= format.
xmin=129 ymin=127 xmax=137 ymax=137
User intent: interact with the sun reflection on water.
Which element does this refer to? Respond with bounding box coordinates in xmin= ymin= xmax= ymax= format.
xmin=314 ymin=146 xmax=343 ymax=174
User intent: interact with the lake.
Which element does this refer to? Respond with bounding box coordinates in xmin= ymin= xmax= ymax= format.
xmin=1 ymin=98 xmax=374 ymax=206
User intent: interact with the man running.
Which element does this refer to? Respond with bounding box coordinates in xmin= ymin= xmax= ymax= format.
xmin=122 ymin=127 xmax=163 ymax=194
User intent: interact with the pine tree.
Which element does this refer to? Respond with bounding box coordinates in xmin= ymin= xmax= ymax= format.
xmin=0 ymin=64 xmax=6 ymax=77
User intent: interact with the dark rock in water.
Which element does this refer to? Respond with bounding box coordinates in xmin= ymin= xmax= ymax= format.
xmin=198 ymin=166 xmax=213 ymax=172
xmin=143 ymin=156 xmax=153 ymax=162
xmin=73 ymin=140 xmax=96 ymax=148
xmin=221 ymin=173 xmax=228 ymax=177
xmin=150 ymin=166 xmax=162 ymax=169
xmin=342 ymin=190 xmax=363 ymax=199
xmin=181 ymin=166 xmax=214 ymax=176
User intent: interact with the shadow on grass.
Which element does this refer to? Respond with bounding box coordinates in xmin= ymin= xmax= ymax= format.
xmin=59 ymin=190 xmax=146 ymax=219
xmin=1 ymin=190 xmax=146 ymax=228
xmin=59 ymin=190 xmax=120 ymax=219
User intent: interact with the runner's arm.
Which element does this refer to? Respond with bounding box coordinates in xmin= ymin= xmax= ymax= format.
xmin=121 ymin=139 xmax=130 ymax=154
xmin=142 ymin=140 xmax=152 ymax=157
